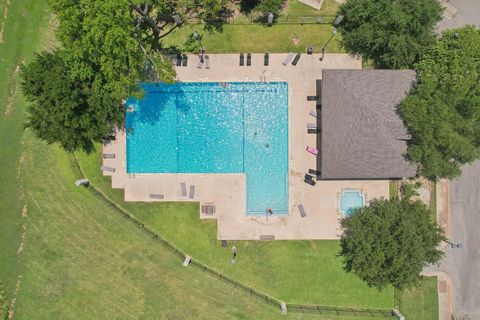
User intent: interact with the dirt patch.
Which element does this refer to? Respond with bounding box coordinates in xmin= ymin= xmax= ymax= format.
xmin=8 ymin=275 xmax=21 ymax=320
xmin=0 ymin=0 xmax=11 ymax=44
xmin=292 ymin=33 xmax=300 ymax=45
xmin=4 ymin=63 xmax=23 ymax=116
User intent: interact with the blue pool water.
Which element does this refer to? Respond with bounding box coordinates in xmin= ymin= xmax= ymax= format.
xmin=339 ymin=190 xmax=365 ymax=216
xmin=126 ymin=82 xmax=289 ymax=214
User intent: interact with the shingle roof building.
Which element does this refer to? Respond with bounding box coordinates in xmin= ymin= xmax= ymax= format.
xmin=320 ymin=69 xmax=418 ymax=179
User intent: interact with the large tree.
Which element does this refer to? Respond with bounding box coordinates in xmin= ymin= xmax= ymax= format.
xmin=340 ymin=198 xmax=444 ymax=290
xmin=22 ymin=0 xmax=229 ymax=152
xmin=21 ymin=52 xmax=122 ymax=153
xmin=337 ymin=0 xmax=442 ymax=69
xmin=400 ymin=26 xmax=480 ymax=179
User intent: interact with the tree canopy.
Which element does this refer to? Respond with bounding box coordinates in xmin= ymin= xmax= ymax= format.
xmin=340 ymin=198 xmax=444 ymax=290
xmin=400 ymin=26 xmax=480 ymax=179
xmin=22 ymin=0 xmax=229 ymax=152
xmin=22 ymin=52 xmax=122 ymax=153
xmin=337 ymin=0 xmax=442 ymax=69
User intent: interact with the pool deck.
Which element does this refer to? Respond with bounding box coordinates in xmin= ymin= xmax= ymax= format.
xmin=103 ymin=53 xmax=390 ymax=240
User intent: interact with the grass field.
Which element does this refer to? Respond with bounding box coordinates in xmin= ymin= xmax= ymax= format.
xmin=163 ymin=24 xmax=343 ymax=53
xmin=0 ymin=0 xmax=438 ymax=318
xmin=77 ymin=151 xmax=394 ymax=309
xmin=396 ymin=278 xmax=439 ymax=320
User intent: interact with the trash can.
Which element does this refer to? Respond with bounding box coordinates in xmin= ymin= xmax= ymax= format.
xmin=307 ymin=46 xmax=314 ymax=55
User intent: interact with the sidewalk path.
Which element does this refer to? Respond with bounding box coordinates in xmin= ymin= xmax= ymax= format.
xmin=424 ymin=160 xmax=480 ymax=319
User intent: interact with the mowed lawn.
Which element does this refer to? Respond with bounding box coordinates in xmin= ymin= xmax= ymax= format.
xmin=397 ymin=277 xmax=439 ymax=320
xmin=0 ymin=0 xmax=382 ymax=319
xmin=77 ymin=151 xmax=394 ymax=309
xmin=162 ymin=25 xmax=343 ymax=53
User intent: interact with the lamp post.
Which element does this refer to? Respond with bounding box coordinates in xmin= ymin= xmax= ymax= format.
xmin=193 ymin=31 xmax=205 ymax=62
xmin=319 ymin=28 xmax=337 ymax=61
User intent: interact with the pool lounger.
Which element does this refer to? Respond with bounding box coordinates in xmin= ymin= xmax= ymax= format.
xmin=298 ymin=204 xmax=307 ymax=218
xmin=309 ymin=110 xmax=320 ymax=118
xmin=149 ymin=193 xmax=164 ymax=200
xmin=202 ymin=203 xmax=216 ymax=215
xmin=239 ymin=53 xmax=244 ymax=66
xmin=189 ymin=185 xmax=195 ymax=199
xmin=307 ymin=95 xmax=320 ymax=101
xmin=181 ymin=54 xmax=188 ymax=66
xmin=291 ymin=53 xmax=301 ymax=66
xmin=205 ymin=55 xmax=210 ymax=69
xmin=197 ymin=56 xmax=203 ymax=68
xmin=103 ymin=153 xmax=115 ymax=159
xmin=304 ymin=173 xmax=316 ymax=186
xmin=176 ymin=53 xmax=182 ymax=66
xmin=180 ymin=182 xmax=187 ymax=197
xmin=246 ymin=53 xmax=251 ymax=66
xmin=307 ymin=123 xmax=318 ymax=129
xmin=264 ymin=53 xmax=269 ymax=66
xmin=308 ymin=169 xmax=321 ymax=177
xmin=307 ymin=128 xmax=320 ymax=134
xmin=282 ymin=53 xmax=294 ymax=66
xmin=101 ymin=166 xmax=115 ymax=173
xmin=306 ymin=146 xmax=318 ymax=155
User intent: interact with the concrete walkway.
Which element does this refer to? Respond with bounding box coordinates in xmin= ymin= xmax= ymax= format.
xmin=103 ymin=53 xmax=390 ymax=240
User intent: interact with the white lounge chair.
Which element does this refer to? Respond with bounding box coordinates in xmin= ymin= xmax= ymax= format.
xmin=101 ymin=166 xmax=115 ymax=173
xmin=309 ymin=110 xmax=320 ymax=118
xmin=307 ymin=123 xmax=318 ymax=129
xmin=282 ymin=53 xmax=294 ymax=66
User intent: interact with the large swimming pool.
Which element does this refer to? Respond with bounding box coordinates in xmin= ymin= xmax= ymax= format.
xmin=126 ymin=82 xmax=289 ymax=214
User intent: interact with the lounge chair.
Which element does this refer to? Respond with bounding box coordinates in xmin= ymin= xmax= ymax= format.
xmin=181 ymin=54 xmax=188 ymax=66
xmin=180 ymin=182 xmax=187 ymax=197
xmin=309 ymin=110 xmax=320 ymax=118
xmin=308 ymin=169 xmax=321 ymax=177
xmin=292 ymin=53 xmax=301 ymax=66
xmin=205 ymin=55 xmax=210 ymax=69
xmin=103 ymin=153 xmax=115 ymax=159
xmin=201 ymin=203 xmax=216 ymax=215
xmin=307 ymin=128 xmax=320 ymax=134
xmin=264 ymin=53 xmax=269 ymax=66
xmin=298 ymin=204 xmax=307 ymax=217
xmin=307 ymin=123 xmax=318 ymax=129
xmin=307 ymin=95 xmax=319 ymax=101
xmin=246 ymin=53 xmax=251 ymax=66
xmin=176 ymin=53 xmax=182 ymax=66
xmin=304 ymin=173 xmax=316 ymax=186
xmin=189 ymin=185 xmax=195 ymax=199
xmin=306 ymin=146 xmax=318 ymax=155
xmin=149 ymin=193 xmax=164 ymax=200
xmin=282 ymin=53 xmax=294 ymax=66
xmin=239 ymin=53 xmax=244 ymax=66
xmin=197 ymin=56 xmax=203 ymax=68
xmin=101 ymin=166 xmax=115 ymax=173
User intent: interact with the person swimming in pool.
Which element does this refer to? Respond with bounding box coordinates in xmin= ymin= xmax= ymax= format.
xmin=219 ymin=82 xmax=228 ymax=87
xmin=127 ymin=104 xmax=135 ymax=113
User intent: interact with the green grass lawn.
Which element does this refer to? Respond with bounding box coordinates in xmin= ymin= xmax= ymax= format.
xmin=76 ymin=150 xmax=394 ymax=309
xmin=0 ymin=1 xmax=382 ymax=318
xmin=0 ymin=0 xmax=50 ymax=300
xmin=163 ymin=24 xmax=343 ymax=53
xmin=396 ymin=277 xmax=439 ymax=320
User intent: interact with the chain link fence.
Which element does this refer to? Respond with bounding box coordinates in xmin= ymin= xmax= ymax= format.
xmin=68 ymin=152 xmax=397 ymax=318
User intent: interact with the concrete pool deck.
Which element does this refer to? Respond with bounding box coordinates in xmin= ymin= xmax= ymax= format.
xmin=103 ymin=53 xmax=390 ymax=240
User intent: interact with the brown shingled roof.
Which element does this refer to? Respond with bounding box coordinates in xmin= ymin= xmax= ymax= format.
xmin=320 ymin=69 xmax=417 ymax=179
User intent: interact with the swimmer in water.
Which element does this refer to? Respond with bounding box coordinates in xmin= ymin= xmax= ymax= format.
xmin=265 ymin=143 xmax=269 ymax=148
xmin=127 ymin=104 xmax=135 ymax=113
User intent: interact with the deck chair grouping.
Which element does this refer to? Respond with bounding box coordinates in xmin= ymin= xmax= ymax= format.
xmin=239 ymin=53 xmax=252 ymax=66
